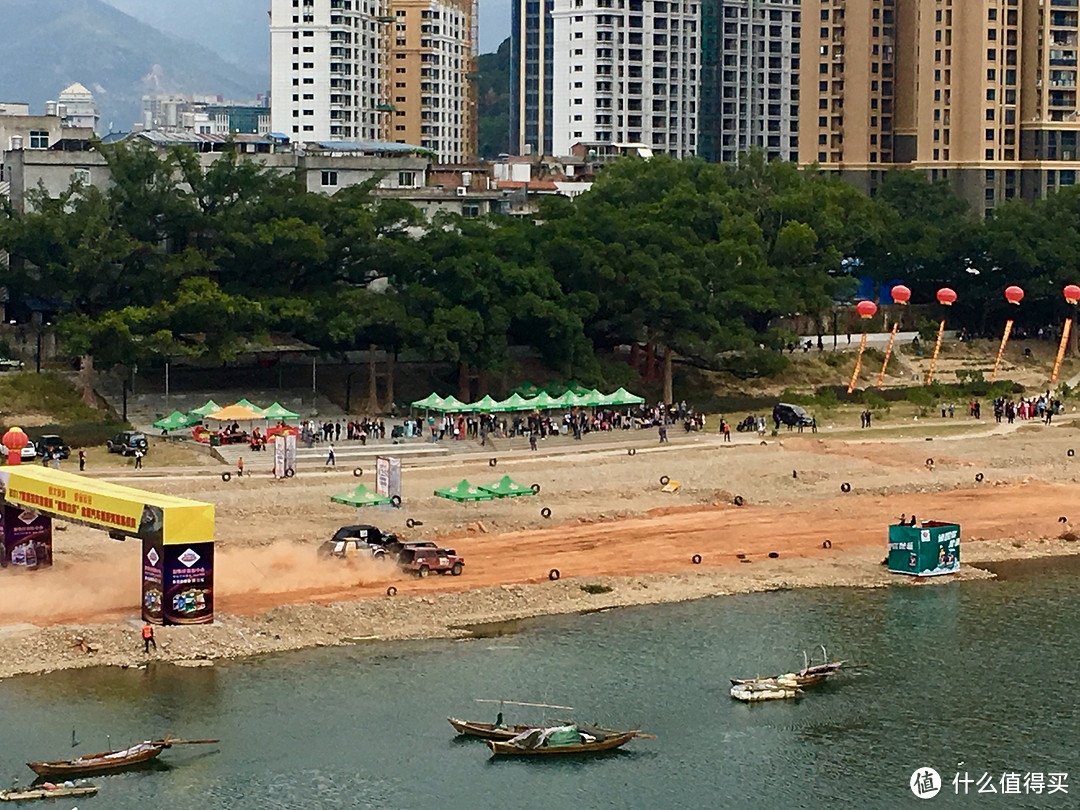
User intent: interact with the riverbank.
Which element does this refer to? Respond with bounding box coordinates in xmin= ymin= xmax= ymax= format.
xmin=5 ymin=533 xmax=1080 ymax=679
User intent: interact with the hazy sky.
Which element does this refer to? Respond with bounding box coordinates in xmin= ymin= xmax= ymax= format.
xmin=100 ymin=0 xmax=510 ymax=66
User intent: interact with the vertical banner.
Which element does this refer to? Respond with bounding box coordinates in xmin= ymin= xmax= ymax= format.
xmin=273 ymin=435 xmax=286 ymax=478
xmin=273 ymin=434 xmax=298 ymax=478
xmin=1 ymin=505 xmax=52 ymax=569
xmin=162 ymin=542 xmax=214 ymax=625
xmin=142 ymin=535 xmax=164 ymax=624
xmin=1051 ymin=318 xmax=1073 ymax=384
xmin=990 ymin=319 xmax=1014 ymax=383
xmin=375 ymin=456 xmax=403 ymax=499
xmin=847 ymin=333 xmax=868 ymax=394
xmin=876 ymin=322 xmax=901 ymax=388
xmin=925 ymin=319 xmax=947 ymax=385
xmin=285 ymin=433 xmax=297 ymax=477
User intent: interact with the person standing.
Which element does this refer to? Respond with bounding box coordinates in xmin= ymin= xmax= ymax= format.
xmin=658 ymin=424 xmax=668 ymax=444
xmin=134 ymin=448 xmax=144 ymax=469
xmin=723 ymin=420 xmax=731 ymax=443
xmin=529 ymin=433 xmax=538 ymax=451
xmin=78 ymin=449 xmax=86 ymax=472
xmin=326 ymin=443 xmax=336 ymax=466
xmin=142 ymin=622 xmax=156 ymax=653
xmin=51 ymin=450 xmax=60 ymax=469
xmin=237 ymin=457 xmax=244 ymax=478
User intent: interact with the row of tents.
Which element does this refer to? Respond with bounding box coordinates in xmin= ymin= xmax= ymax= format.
xmin=153 ymin=399 xmax=302 ymax=432
xmin=411 ymin=387 xmax=644 ymax=413
xmin=331 ymin=475 xmax=538 ymax=507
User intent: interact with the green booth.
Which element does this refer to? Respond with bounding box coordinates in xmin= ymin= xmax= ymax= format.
xmin=888 ymin=520 xmax=960 ymax=576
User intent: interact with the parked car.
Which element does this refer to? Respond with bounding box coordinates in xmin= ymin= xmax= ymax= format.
xmin=106 ymin=431 xmax=148 ymax=456
xmin=772 ymin=402 xmax=814 ymax=428
xmin=330 ymin=525 xmax=397 ymax=547
xmin=0 ymin=357 xmax=23 ymax=371
xmin=398 ymin=546 xmax=464 ymax=577
xmin=20 ymin=440 xmax=37 ymax=461
xmin=35 ymin=435 xmax=70 ymax=460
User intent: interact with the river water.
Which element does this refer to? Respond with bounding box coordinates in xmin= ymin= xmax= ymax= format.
xmin=2 ymin=558 xmax=1078 ymax=808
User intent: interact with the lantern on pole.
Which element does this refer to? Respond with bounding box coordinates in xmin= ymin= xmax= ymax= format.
xmin=877 ymin=285 xmax=909 ymax=387
xmin=2 ymin=427 xmax=29 ymax=466
xmin=1051 ymin=285 xmax=1080 ymax=383
xmin=991 ymin=286 xmax=1024 ymax=383
xmin=847 ymin=300 xmax=878 ymax=394
xmin=925 ymin=288 xmax=956 ymax=385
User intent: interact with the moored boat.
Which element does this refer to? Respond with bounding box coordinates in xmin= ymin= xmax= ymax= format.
xmin=730 ymin=681 xmax=801 ymax=702
xmin=26 ymin=736 xmax=219 ymax=778
xmin=485 ymin=724 xmax=649 ymax=756
xmin=448 ymin=718 xmax=541 ymax=741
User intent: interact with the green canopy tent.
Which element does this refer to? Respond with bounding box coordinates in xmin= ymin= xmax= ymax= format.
xmin=552 ymin=390 xmax=586 ymax=408
xmin=529 ymin=391 xmax=561 ymax=410
xmin=189 ymin=400 xmax=222 ymax=417
xmin=564 ymin=380 xmax=591 ymax=395
xmin=153 ymin=410 xmax=199 ymax=432
xmin=577 ymin=389 xmax=607 ymax=407
xmin=434 ymin=479 xmax=495 ymax=502
xmin=491 ymin=393 xmax=533 ymax=412
xmin=441 ymin=395 xmax=470 ymax=413
xmin=606 ymin=387 xmax=645 ymax=406
xmin=510 ymin=382 xmax=541 ymax=398
xmin=466 ymin=394 xmax=500 ymax=412
xmin=411 ymin=392 xmax=448 ymax=410
xmin=263 ymin=401 xmax=301 ymax=420
xmin=234 ymin=398 xmax=266 ymax=416
xmin=479 ymin=475 xmax=538 ymax=499
xmin=331 ymin=484 xmax=394 ymax=508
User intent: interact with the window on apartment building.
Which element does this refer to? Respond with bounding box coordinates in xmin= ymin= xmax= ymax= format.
xmin=321 ymin=171 xmax=339 ymax=187
xmin=71 ymin=169 xmax=91 ymax=185
xmin=303 ymin=78 xmax=313 ymax=84
xmin=303 ymin=62 xmax=314 ymax=68
xmin=398 ymin=171 xmax=416 ymax=187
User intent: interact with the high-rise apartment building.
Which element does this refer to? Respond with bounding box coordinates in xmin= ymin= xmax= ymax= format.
xmin=270 ymin=0 xmax=390 ymax=142
xmin=549 ymin=0 xmax=700 ymax=156
xmin=699 ymin=0 xmax=801 ymax=164
xmin=510 ymin=0 xmax=555 ymax=155
xmin=800 ymin=0 xmax=1080 ymax=214
xmin=388 ymin=0 xmax=477 ymax=161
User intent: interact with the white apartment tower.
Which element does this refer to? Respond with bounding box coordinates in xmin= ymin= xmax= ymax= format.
xmin=550 ymin=0 xmax=700 ymax=156
xmin=270 ymin=0 xmax=390 ymax=141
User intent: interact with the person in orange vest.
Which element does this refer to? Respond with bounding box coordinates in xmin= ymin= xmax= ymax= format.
xmin=237 ymin=456 xmax=244 ymax=478
xmin=142 ymin=622 xmax=156 ymax=653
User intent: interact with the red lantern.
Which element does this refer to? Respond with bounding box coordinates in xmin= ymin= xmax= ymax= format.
xmin=2 ymin=427 xmax=29 ymax=466
xmin=937 ymin=287 xmax=958 ymax=306
xmin=1004 ymin=285 xmax=1024 ymax=305
xmin=891 ymin=285 xmax=912 ymax=305
xmin=856 ymin=300 xmax=878 ymax=320
xmin=1065 ymin=284 xmax=1080 ymax=305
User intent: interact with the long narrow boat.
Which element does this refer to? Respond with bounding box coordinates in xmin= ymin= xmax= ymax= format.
xmin=730 ymin=681 xmax=801 ymax=702
xmin=447 ymin=718 xmax=541 ymax=741
xmin=485 ymin=726 xmax=648 ymax=757
xmin=0 ymin=785 xmax=98 ymax=802
xmin=27 ymin=737 xmax=219 ymax=778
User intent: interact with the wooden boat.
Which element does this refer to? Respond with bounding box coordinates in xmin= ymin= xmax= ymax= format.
xmin=731 ymin=647 xmax=852 ymax=693
xmin=730 ymin=681 xmax=801 ymax=702
xmin=447 ymin=718 xmax=541 ymax=741
xmin=485 ymin=725 xmax=649 ymax=756
xmin=0 ymin=785 xmax=98 ymax=802
xmin=27 ymin=736 xmax=219 ymax=778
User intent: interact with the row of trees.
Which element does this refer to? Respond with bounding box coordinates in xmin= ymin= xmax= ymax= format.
xmin=3 ymin=141 xmax=1080 ymax=405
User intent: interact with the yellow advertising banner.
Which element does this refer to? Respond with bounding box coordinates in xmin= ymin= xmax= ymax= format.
xmin=0 ymin=467 xmax=213 ymax=545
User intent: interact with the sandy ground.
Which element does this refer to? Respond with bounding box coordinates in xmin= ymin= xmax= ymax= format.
xmin=3 ymin=417 xmax=1080 ymax=678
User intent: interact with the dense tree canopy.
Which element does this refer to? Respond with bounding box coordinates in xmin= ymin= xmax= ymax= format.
xmin=3 ymin=142 xmax=1077 ymax=401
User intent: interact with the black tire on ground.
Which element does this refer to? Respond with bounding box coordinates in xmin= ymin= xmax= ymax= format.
xmin=628 ymin=448 xmax=637 ymax=456
xmin=391 ymin=495 xmax=402 ymax=508
xmin=353 ymin=467 xmax=363 ymax=477
xmin=768 ymin=552 xmax=779 ymax=559
xmin=841 ymin=483 xmax=851 ymax=493
xmin=489 ymin=458 xmax=498 ymax=467
xmin=531 ymin=483 xmax=541 ymax=494
xmin=1070 ymin=449 xmax=1076 ymax=458
xmin=692 ymin=554 xmax=702 ymax=564
xmin=926 ymin=458 xmax=935 ymax=468
xmin=659 ymin=475 xmax=670 ymax=485
xmin=418 ymin=565 xmax=430 ymax=578
xmin=1059 ymin=516 xmax=1069 ymax=523
xmin=451 ymin=562 xmax=463 ymax=576
xmin=548 ymin=569 xmax=560 ymax=581
xmin=541 ymin=507 xmax=552 ymax=519
xmin=733 ymin=495 xmax=745 ymax=506
xmin=221 ymin=472 xmax=231 ymax=482
xmin=406 ymin=518 xmax=416 ymax=528
xmin=284 ymin=468 xmax=295 ymax=478
xmin=823 ymin=540 xmax=832 ymax=549
xmin=975 ymin=473 xmax=984 ymax=482
xmin=386 ymin=586 xmax=397 ymax=596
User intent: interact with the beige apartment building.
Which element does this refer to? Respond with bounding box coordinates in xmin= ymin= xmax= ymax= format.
xmin=388 ymin=0 xmax=477 ymax=161
xmin=800 ymin=0 xmax=1080 ymax=216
